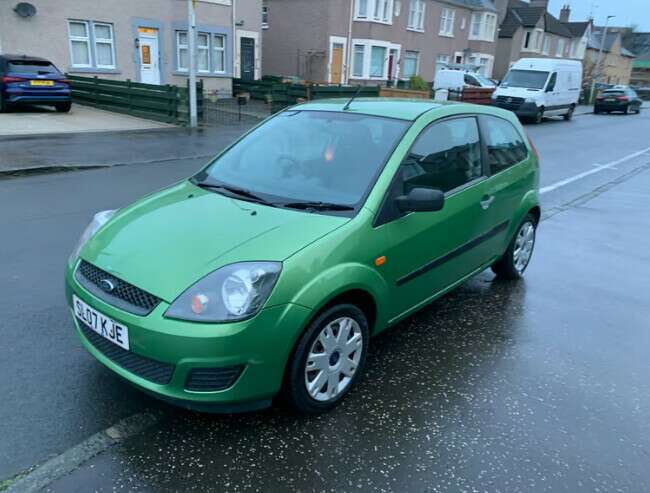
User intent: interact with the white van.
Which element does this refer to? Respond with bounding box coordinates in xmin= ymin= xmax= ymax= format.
xmin=434 ymin=68 xmax=496 ymax=91
xmin=492 ymin=58 xmax=582 ymax=123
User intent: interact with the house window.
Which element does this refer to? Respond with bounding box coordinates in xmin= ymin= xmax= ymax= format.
xmin=403 ymin=50 xmax=419 ymax=78
xmin=370 ymin=46 xmax=387 ymax=77
xmin=534 ymin=30 xmax=543 ymax=51
xmin=470 ymin=13 xmax=481 ymax=38
xmin=262 ymin=5 xmax=269 ymax=28
xmin=439 ymin=8 xmax=455 ymax=37
xmin=68 ymin=20 xmax=116 ymax=69
xmin=407 ymin=0 xmax=425 ymax=31
xmin=436 ymin=54 xmax=450 ymax=74
xmin=68 ymin=21 xmax=92 ymax=67
xmin=353 ymin=44 xmax=365 ymax=77
xmin=176 ymin=30 xmax=228 ymax=74
xmin=356 ymin=0 xmax=393 ymax=23
xmin=485 ymin=14 xmax=496 ymax=41
xmin=542 ymin=36 xmax=550 ymax=55
xmin=93 ymin=23 xmax=115 ymax=68
xmin=469 ymin=12 xmax=496 ymax=41
xmin=556 ymin=38 xmax=565 ymax=57
xmin=522 ymin=30 xmax=532 ymax=50
xmin=213 ymin=34 xmax=226 ymax=72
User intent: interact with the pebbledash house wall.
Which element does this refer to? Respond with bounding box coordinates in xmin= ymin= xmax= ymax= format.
xmin=262 ymin=0 xmax=497 ymax=84
xmin=0 ymin=0 xmax=262 ymax=95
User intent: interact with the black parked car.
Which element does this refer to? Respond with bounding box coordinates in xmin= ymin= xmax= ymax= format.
xmin=0 ymin=54 xmax=71 ymax=112
xmin=594 ymin=87 xmax=642 ymax=115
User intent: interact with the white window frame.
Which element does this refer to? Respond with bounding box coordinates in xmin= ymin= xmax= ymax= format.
xmin=213 ymin=34 xmax=226 ymax=73
xmin=350 ymin=38 xmax=400 ymax=80
xmin=68 ymin=20 xmax=92 ymax=68
xmin=522 ymin=28 xmax=543 ymax=52
xmin=468 ymin=52 xmax=494 ymax=77
xmin=556 ymin=38 xmax=565 ymax=57
xmin=328 ymin=36 xmax=348 ymax=83
xmin=402 ymin=50 xmax=420 ymax=79
xmin=177 ymin=30 xmax=228 ymax=74
xmin=355 ymin=0 xmax=393 ymax=24
xmin=439 ymin=8 xmax=455 ymax=37
xmin=468 ymin=12 xmax=496 ymax=42
xmin=542 ymin=35 xmax=550 ymax=55
xmin=176 ymin=31 xmax=189 ymax=72
xmin=197 ymin=32 xmax=210 ymax=73
xmin=92 ymin=22 xmax=116 ymax=69
xmin=407 ymin=0 xmax=426 ymax=31
xmin=262 ymin=5 xmax=269 ymax=29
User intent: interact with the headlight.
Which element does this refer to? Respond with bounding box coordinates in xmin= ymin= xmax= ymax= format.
xmin=165 ymin=262 xmax=282 ymax=322
xmin=70 ymin=210 xmax=116 ymax=261
xmin=524 ymin=97 xmax=536 ymax=103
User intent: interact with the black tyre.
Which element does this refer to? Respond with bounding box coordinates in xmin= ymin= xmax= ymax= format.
xmin=0 ymin=94 xmax=8 ymax=113
xmin=533 ymin=108 xmax=544 ymax=124
xmin=635 ymin=106 xmax=641 ymax=114
xmin=624 ymin=105 xmax=631 ymax=115
xmin=564 ymin=105 xmax=575 ymax=120
xmin=55 ymin=101 xmax=72 ymax=113
xmin=492 ymin=214 xmax=537 ymax=280
xmin=594 ymin=107 xmax=600 ymax=114
xmin=285 ymin=304 xmax=369 ymax=414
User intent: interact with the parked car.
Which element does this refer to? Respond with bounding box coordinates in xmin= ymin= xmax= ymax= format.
xmin=434 ymin=68 xmax=497 ymax=91
xmin=594 ymin=87 xmax=642 ymax=114
xmin=492 ymin=58 xmax=582 ymax=123
xmin=0 ymin=54 xmax=71 ymax=112
xmin=66 ymin=99 xmax=540 ymax=414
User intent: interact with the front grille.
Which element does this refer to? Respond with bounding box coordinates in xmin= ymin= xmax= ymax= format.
xmin=495 ymin=95 xmax=525 ymax=109
xmin=185 ymin=366 xmax=244 ymax=392
xmin=79 ymin=320 xmax=175 ymax=385
xmin=75 ymin=260 xmax=161 ymax=316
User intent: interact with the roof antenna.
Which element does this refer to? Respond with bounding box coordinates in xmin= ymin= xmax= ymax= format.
xmin=343 ymin=85 xmax=363 ymax=111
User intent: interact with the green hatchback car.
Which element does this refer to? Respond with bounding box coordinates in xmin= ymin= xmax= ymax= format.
xmin=66 ymin=99 xmax=540 ymax=413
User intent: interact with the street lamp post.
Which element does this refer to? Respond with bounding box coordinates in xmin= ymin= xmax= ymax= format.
xmin=591 ymin=14 xmax=615 ymax=103
xmin=188 ymin=0 xmax=198 ymax=128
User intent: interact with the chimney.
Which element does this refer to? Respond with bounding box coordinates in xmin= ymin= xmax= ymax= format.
xmin=559 ymin=4 xmax=571 ymax=22
xmin=529 ymin=0 xmax=549 ymax=8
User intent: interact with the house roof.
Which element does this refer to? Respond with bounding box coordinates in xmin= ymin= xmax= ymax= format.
xmin=438 ymin=0 xmax=497 ymax=12
xmin=589 ymin=29 xmax=636 ymax=58
xmin=498 ymin=1 xmax=572 ymax=38
xmin=564 ymin=21 xmax=590 ymax=38
xmin=626 ymin=33 xmax=650 ymax=62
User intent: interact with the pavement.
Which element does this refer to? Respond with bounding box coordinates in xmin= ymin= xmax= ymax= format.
xmin=1 ymin=108 xmax=650 ymax=492
xmin=0 ymin=104 xmax=171 ymax=137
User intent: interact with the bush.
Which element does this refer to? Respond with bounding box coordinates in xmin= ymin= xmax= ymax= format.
xmin=409 ymin=75 xmax=429 ymax=91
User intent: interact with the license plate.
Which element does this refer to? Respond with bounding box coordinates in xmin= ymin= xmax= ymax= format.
xmin=605 ymin=98 xmax=616 ymax=102
xmin=30 ymin=80 xmax=54 ymax=86
xmin=73 ymin=295 xmax=130 ymax=350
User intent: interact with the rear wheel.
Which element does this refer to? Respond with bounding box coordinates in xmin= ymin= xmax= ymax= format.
xmin=492 ymin=214 xmax=537 ymax=280
xmin=624 ymin=105 xmax=631 ymax=115
xmin=593 ymin=107 xmax=600 ymax=114
xmin=285 ymin=304 xmax=369 ymax=414
xmin=0 ymin=94 xmax=8 ymax=113
xmin=55 ymin=101 xmax=72 ymax=113
xmin=563 ymin=105 xmax=575 ymax=121
xmin=635 ymin=105 xmax=641 ymax=114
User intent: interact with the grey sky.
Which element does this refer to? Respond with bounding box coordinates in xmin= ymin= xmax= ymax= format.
xmin=547 ymin=0 xmax=650 ymax=31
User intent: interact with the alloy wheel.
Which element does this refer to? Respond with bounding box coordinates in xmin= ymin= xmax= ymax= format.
xmin=513 ymin=221 xmax=535 ymax=274
xmin=304 ymin=317 xmax=363 ymax=402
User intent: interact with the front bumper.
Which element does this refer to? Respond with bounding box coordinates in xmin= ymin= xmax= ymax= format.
xmin=493 ymin=100 xmax=540 ymax=118
xmin=65 ymin=263 xmax=312 ymax=412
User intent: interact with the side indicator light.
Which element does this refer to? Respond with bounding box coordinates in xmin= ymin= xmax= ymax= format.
xmin=375 ymin=256 xmax=386 ymax=267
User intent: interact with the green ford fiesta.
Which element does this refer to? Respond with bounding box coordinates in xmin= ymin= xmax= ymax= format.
xmin=65 ymin=98 xmax=540 ymax=413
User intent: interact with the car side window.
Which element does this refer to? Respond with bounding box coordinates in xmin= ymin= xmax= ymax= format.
xmin=464 ymin=74 xmax=479 ymax=86
xmin=546 ymin=72 xmax=557 ymax=91
xmin=482 ymin=116 xmax=528 ymax=174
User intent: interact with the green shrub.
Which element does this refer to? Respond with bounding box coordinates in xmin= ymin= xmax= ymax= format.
xmin=409 ymin=75 xmax=429 ymax=91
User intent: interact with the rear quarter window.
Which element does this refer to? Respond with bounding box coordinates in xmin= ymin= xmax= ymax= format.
xmin=7 ymin=60 xmax=59 ymax=74
xmin=481 ymin=116 xmax=529 ymax=174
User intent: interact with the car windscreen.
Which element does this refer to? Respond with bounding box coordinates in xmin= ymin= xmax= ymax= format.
xmin=7 ymin=60 xmax=59 ymax=75
xmin=501 ymin=70 xmax=549 ymax=89
xmin=197 ymin=110 xmax=409 ymax=207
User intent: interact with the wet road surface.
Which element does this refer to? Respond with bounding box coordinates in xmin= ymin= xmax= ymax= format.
xmin=2 ymin=110 xmax=650 ymax=491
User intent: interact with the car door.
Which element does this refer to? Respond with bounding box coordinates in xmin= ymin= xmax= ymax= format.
xmin=544 ymin=71 xmax=562 ymax=115
xmin=375 ymin=116 xmax=496 ymax=321
xmin=478 ymin=115 xmax=536 ymax=257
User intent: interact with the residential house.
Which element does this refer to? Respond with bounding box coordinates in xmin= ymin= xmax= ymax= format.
xmin=584 ymin=27 xmax=636 ymax=86
xmin=623 ymin=32 xmax=650 ymax=87
xmin=0 ymin=0 xmax=263 ymax=96
xmin=492 ymin=0 xmax=577 ymax=80
xmin=261 ymin=0 xmax=499 ymax=86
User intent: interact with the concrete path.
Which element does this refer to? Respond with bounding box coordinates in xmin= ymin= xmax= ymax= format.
xmin=0 ymin=104 xmax=171 ymax=137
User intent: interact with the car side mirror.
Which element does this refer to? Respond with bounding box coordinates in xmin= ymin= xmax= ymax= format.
xmin=395 ymin=188 xmax=445 ymax=213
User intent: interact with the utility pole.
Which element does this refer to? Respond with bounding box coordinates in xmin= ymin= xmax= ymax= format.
xmin=188 ymin=0 xmax=198 ymax=128
xmin=591 ymin=14 xmax=615 ymax=103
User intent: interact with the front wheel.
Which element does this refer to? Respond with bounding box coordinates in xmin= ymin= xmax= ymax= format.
xmin=285 ymin=304 xmax=369 ymax=414
xmin=533 ymin=108 xmax=544 ymax=124
xmin=492 ymin=214 xmax=537 ymax=280
xmin=564 ymin=105 xmax=574 ymax=121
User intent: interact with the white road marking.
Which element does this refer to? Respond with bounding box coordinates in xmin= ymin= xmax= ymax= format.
xmin=540 ymin=147 xmax=650 ymax=195
xmin=4 ymin=411 xmax=161 ymax=493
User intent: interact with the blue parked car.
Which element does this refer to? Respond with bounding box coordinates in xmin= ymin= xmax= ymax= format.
xmin=0 ymin=54 xmax=72 ymax=112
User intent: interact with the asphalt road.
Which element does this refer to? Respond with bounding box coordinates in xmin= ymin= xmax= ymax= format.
xmin=1 ymin=110 xmax=650 ymax=492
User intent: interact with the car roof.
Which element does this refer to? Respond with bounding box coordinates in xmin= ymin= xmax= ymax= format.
xmin=291 ymin=98 xmax=452 ymax=121
xmin=0 ymin=54 xmax=52 ymax=63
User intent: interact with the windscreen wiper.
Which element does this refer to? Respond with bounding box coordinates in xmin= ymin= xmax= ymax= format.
xmin=281 ymin=201 xmax=354 ymax=211
xmin=194 ymin=180 xmax=273 ymax=205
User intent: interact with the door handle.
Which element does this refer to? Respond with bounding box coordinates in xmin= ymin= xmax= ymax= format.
xmin=480 ymin=195 xmax=495 ymax=210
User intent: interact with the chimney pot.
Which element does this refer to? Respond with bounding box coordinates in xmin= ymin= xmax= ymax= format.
xmin=559 ymin=4 xmax=571 ymax=22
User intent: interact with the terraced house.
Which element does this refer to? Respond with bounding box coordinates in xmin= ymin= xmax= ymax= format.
xmin=261 ymin=0 xmax=499 ymax=84
xmin=0 ymin=0 xmax=263 ymax=96
xmin=492 ymin=0 xmax=590 ymax=79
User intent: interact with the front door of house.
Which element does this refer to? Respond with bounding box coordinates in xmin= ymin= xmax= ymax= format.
xmin=240 ymin=37 xmax=255 ymax=81
xmin=139 ymin=28 xmax=160 ymax=85
xmin=388 ymin=49 xmax=398 ymax=85
xmin=331 ymin=43 xmax=344 ymax=84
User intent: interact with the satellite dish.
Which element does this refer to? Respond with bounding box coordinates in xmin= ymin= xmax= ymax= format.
xmin=14 ymin=2 xmax=37 ymax=17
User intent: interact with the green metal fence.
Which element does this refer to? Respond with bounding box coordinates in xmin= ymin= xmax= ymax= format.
xmin=68 ymin=75 xmax=203 ymax=125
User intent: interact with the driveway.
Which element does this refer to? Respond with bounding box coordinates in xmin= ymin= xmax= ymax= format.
xmin=0 ymin=103 xmax=171 ymax=137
